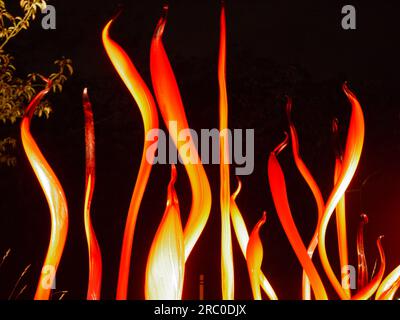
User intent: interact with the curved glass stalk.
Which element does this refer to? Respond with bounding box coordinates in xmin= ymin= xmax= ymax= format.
xmin=246 ymin=212 xmax=267 ymax=300
xmin=285 ymin=98 xmax=325 ymax=300
xmin=352 ymin=236 xmax=385 ymax=300
xmin=145 ymin=165 xmax=184 ymax=300
xmin=20 ymin=78 xmax=68 ymax=300
xmin=376 ymin=264 xmax=400 ymax=300
xmin=318 ymin=83 xmax=365 ymax=300
xmin=357 ymin=213 xmax=369 ymax=290
xmin=230 ymin=178 xmax=249 ymax=256
xmin=82 ymin=88 xmax=102 ymax=300
xmin=230 ymin=178 xmax=278 ymax=300
xmin=268 ymin=134 xmax=327 ymax=300
xmin=332 ymin=118 xmax=350 ymax=297
xmin=102 ymin=18 xmax=159 ymax=299
xmin=150 ymin=5 xmax=212 ymax=261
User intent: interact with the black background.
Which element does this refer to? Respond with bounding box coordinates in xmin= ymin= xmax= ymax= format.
xmin=1 ymin=0 xmax=400 ymax=299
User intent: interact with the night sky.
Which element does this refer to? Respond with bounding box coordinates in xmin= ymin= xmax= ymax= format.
xmin=1 ymin=0 xmax=400 ymax=299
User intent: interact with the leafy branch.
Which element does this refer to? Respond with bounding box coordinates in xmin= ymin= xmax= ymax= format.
xmin=0 ymin=0 xmax=47 ymax=50
xmin=0 ymin=137 xmax=16 ymax=166
xmin=0 ymin=0 xmax=73 ymax=166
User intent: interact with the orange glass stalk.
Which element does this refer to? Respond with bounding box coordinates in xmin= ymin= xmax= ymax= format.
xmin=230 ymin=178 xmax=278 ymax=300
xmin=332 ymin=119 xmax=350 ymax=296
xmin=102 ymin=18 xmax=159 ymax=299
xmin=145 ymin=165 xmax=184 ymax=300
xmin=246 ymin=212 xmax=267 ymax=300
xmin=20 ymin=78 xmax=68 ymax=300
xmin=268 ymin=134 xmax=327 ymax=300
xmin=318 ymin=83 xmax=364 ymax=300
xmin=218 ymin=4 xmax=234 ymax=300
xmin=376 ymin=264 xmax=400 ymax=300
xmin=150 ymin=5 xmax=212 ymax=261
xmin=357 ymin=213 xmax=369 ymax=290
xmin=230 ymin=178 xmax=248 ymax=257
xmin=377 ymin=278 xmax=400 ymax=300
xmin=285 ymin=98 xmax=325 ymax=300
xmin=82 ymin=88 xmax=102 ymax=300
xmin=352 ymin=236 xmax=385 ymax=300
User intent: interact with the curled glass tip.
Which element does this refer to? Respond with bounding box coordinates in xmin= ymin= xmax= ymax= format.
xmin=273 ymin=132 xmax=289 ymax=155
xmin=232 ymin=176 xmax=242 ymax=200
xmin=154 ymin=4 xmax=169 ymax=39
xmin=111 ymin=4 xmax=123 ymax=22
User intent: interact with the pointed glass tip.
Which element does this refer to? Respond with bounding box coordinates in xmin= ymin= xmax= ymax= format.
xmin=261 ymin=211 xmax=267 ymax=223
xmin=163 ymin=3 xmax=169 ymax=13
xmin=83 ymin=87 xmax=91 ymax=106
xmin=331 ymin=118 xmax=339 ymax=133
xmin=285 ymin=96 xmax=293 ymax=121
